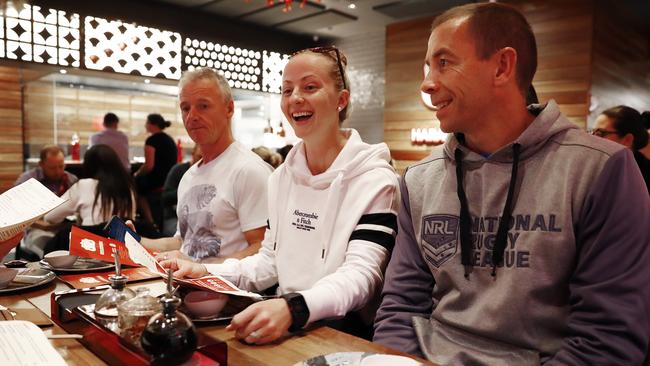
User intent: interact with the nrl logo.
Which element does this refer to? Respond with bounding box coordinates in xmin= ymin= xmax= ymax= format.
xmin=421 ymin=214 xmax=459 ymax=267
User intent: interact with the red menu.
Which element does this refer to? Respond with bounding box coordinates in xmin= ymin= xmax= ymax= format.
xmin=69 ymin=226 xmax=141 ymax=266
xmin=68 ymin=226 xmax=259 ymax=298
xmin=59 ymin=267 xmax=161 ymax=289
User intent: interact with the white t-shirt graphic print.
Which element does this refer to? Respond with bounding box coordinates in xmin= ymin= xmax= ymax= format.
xmin=176 ymin=142 xmax=271 ymax=260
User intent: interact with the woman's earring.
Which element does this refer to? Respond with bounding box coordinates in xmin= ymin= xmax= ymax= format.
xmin=337 ymin=106 xmax=343 ymax=112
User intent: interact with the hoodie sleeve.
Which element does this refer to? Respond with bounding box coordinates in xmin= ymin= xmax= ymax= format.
xmin=204 ymin=226 xmax=279 ymax=292
xmin=546 ymin=149 xmax=650 ymax=365
xmin=373 ymin=174 xmax=435 ymax=358
xmin=204 ymin=171 xmax=279 ymax=292
xmin=297 ymin=174 xmax=399 ymax=325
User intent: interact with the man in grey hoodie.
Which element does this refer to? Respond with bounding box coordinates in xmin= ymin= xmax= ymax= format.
xmin=374 ymin=3 xmax=650 ymax=365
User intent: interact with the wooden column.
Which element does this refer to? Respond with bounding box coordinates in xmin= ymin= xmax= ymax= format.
xmin=0 ymin=66 xmax=24 ymax=193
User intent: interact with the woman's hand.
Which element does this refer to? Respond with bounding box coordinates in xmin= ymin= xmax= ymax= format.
xmin=159 ymin=258 xmax=207 ymax=278
xmin=226 ymin=299 xmax=292 ymax=345
xmin=155 ymin=250 xmax=190 ymax=262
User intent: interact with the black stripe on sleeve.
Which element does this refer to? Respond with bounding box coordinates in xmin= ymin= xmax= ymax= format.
xmin=357 ymin=213 xmax=398 ymax=232
xmin=266 ymin=219 xmax=270 ymax=229
xmin=349 ymin=229 xmax=396 ymax=253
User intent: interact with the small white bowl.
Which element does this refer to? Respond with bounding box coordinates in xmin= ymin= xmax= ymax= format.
xmin=183 ymin=291 xmax=228 ymax=318
xmin=0 ymin=267 xmax=18 ymax=289
xmin=361 ymin=354 xmax=421 ymax=366
xmin=43 ymin=250 xmax=79 ymax=268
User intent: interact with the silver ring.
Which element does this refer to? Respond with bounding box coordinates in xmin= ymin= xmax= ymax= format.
xmin=249 ymin=331 xmax=261 ymax=339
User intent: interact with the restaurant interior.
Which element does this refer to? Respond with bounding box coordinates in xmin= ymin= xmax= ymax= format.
xmin=0 ymin=0 xmax=649 ymax=365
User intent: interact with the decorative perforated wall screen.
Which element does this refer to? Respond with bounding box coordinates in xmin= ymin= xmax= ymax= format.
xmin=183 ymin=38 xmax=262 ymax=91
xmin=84 ymin=16 xmax=181 ymax=79
xmin=0 ymin=4 xmax=290 ymax=92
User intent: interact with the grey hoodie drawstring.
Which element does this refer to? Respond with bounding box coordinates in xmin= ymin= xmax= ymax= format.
xmin=455 ymin=143 xmax=521 ymax=279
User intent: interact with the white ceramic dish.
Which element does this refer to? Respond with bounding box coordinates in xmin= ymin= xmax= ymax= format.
xmin=361 ymin=354 xmax=422 ymax=366
xmin=0 ymin=267 xmax=18 ymax=289
xmin=183 ymin=291 xmax=228 ymax=318
xmin=43 ymin=250 xmax=79 ymax=268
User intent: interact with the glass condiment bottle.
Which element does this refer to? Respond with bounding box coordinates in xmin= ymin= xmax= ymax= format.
xmin=94 ymin=250 xmax=136 ymax=331
xmin=141 ymin=270 xmax=197 ymax=365
xmin=118 ymin=287 xmax=160 ymax=346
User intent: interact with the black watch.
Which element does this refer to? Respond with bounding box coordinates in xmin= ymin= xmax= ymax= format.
xmin=281 ymin=292 xmax=310 ymax=332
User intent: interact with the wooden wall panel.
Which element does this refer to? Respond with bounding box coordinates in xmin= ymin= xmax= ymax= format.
xmin=384 ymin=0 xmax=595 ymax=170
xmin=590 ymin=2 xmax=650 ymax=125
xmin=0 ymin=67 xmax=24 ymax=193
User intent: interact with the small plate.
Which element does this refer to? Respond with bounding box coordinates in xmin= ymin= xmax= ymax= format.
xmin=37 ymin=258 xmax=114 ymax=273
xmin=293 ymin=352 xmax=376 ymax=366
xmin=0 ymin=267 xmax=56 ymax=294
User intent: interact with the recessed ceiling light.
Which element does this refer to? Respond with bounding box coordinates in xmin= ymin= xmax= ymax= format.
xmin=59 ymin=69 xmax=67 ymax=74
xmin=348 ymin=3 xmax=356 ymax=9
xmin=144 ymin=79 xmax=150 ymax=84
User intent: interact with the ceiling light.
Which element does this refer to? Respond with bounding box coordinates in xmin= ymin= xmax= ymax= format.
xmin=144 ymin=79 xmax=150 ymax=84
xmin=261 ymin=0 xmax=321 ymax=12
xmin=348 ymin=3 xmax=356 ymax=9
xmin=59 ymin=69 xmax=67 ymax=74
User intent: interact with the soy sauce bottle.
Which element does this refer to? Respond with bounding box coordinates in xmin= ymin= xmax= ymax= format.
xmin=140 ymin=270 xmax=197 ymax=365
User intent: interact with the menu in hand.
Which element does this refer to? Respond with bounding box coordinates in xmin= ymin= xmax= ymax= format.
xmin=69 ymin=226 xmax=260 ymax=298
xmin=0 ymin=178 xmax=67 ymax=241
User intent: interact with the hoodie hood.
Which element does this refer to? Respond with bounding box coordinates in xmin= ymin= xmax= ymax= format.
xmin=443 ymin=100 xmax=579 ymax=163
xmin=283 ymin=128 xmax=393 ymax=188
xmin=273 ymin=128 xmax=394 ymax=261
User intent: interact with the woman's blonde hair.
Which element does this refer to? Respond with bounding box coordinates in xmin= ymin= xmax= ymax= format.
xmin=291 ymin=46 xmax=351 ymax=124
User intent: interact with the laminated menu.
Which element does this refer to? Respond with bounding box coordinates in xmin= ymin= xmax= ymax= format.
xmin=0 ymin=178 xmax=67 ymax=241
xmin=69 ymin=226 xmax=260 ymax=299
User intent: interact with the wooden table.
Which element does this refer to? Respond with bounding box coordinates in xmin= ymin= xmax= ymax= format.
xmin=1 ymin=277 xmax=437 ymax=366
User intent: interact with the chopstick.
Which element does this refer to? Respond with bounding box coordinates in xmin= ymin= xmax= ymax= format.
xmin=47 ymin=334 xmax=83 ymax=339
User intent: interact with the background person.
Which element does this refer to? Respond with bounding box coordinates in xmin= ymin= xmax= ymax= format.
xmin=593 ymin=105 xmax=650 ymax=193
xmin=14 ymin=145 xmax=78 ymax=259
xmin=42 ymin=144 xmax=136 ymax=254
xmin=373 ymin=3 xmax=650 ymax=365
xmin=15 ymin=145 xmax=78 ymax=196
xmin=89 ymin=112 xmax=130 ymax=170
xmin=133 ymin=113 xmax=177 ymax=226
xmin=251 ymin=146 xmax=282 ymax=169
xmin=161 ymin=46 xmax=399 ymax=345
xmin=161 ymin=144 xmax=202 ymax=236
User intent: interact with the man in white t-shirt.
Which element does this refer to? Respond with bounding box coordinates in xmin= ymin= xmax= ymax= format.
xmin=141 ymin=69 xmax=271 ymax=263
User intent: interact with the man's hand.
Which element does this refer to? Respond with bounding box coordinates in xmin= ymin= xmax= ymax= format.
xmin=159 ymin=258 xmax=207 ymax=278
xmin=225 ymin=299 xmax=292 ymax=345
xmin=155 ymin=250 xmax=190 ymax=262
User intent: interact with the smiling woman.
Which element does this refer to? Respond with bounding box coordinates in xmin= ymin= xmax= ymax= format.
xmin=160 ymin=46 xmax=400 ymax=345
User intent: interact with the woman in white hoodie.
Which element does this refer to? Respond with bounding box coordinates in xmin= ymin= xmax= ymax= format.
xmin=161 ymin=47 xmax=399 ymax=344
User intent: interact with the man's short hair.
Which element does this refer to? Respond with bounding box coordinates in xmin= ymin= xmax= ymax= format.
xmin=39 ymin=145 xmax=64 ymax=162
xmin=431 ymin=3 xmax=537 ymax=94
xmin=103 ymin=112 xmax=119 ymax=127
xmin=178 ymin=68 xmax=233 ymax=103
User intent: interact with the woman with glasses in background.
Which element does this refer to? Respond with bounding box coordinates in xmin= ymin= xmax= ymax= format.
xmin=593 ymin=105 xmax=650 ymax=193
xmin=161 ymin=46 xmax=399 ymax=344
